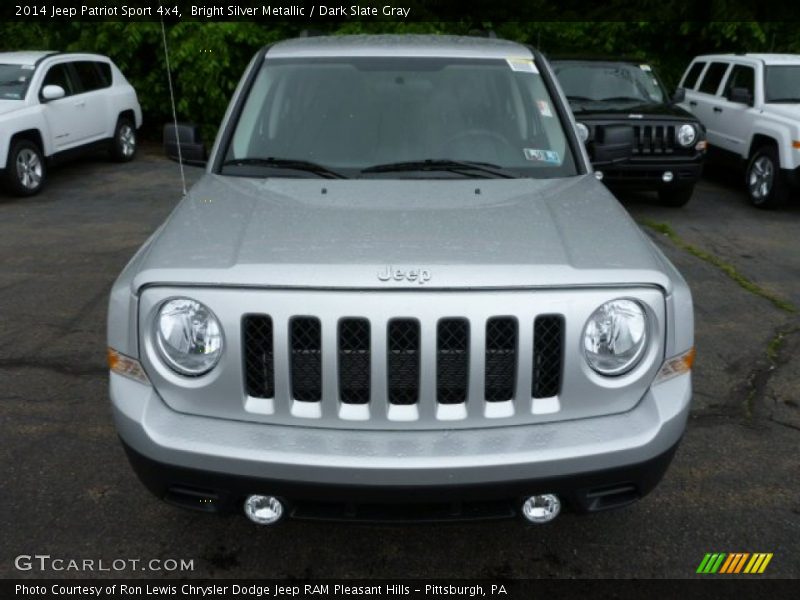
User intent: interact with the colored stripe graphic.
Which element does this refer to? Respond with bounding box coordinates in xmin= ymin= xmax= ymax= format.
xmin=697 ymin=553 xmax=727 ymax=573
xmin=698 ymin=552 xmax=773 ymax=574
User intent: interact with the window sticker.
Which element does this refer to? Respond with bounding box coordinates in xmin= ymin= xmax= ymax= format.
xmin=536 ymin=100 xmax=553 ymax=117
xmin=524 ymin=148 xmax=561 ymax=164
xmin=640 ymin=64 xmax=652 ymax=72
xmin=506 ymin=58 xmax=539 ymax=74
xmin=21 ymin=65 xmax=35 ymax=70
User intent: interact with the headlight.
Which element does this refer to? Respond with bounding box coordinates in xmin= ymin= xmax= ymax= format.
xmin=155 ymin=298 xmax=223 ymax=376
xmin=583 ymin=299 xmax=648 ymax=376
xmin=677 ymin=123 xmax=697 ymax=147
xmin=575 ymin=122 xmax=590 ymax=143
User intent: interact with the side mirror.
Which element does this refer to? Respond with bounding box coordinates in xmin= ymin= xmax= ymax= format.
xmin=163 ymin=123 xmax=207 ymax=166
xmin=41 ymin=85 xmax=65 ymax=102
xmin=671 ymin=87 xmax=686 ymax=103
xmin=728 ymin=87 xmax=753 ymax=106
xmin=592 ymin=125 xmax=634 ymax=165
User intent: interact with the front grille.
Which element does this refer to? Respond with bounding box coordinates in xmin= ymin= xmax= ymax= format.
xmin=437 ymin=318 xmax=469 ymax=404
xmin=632 ymin=124 xmax=675 ymax=155
xmin=485 ymin=318 xmax=517 ymax=402
xmin=290 ymin=317 xmax=322 ymax=402
xmin=243 ymin=315 xmax=274 ymax=398
xmin=387 ymin=319 xmax=420 ymax=405
xmin=532 ymin=316 xmax=564 ymax=398
xmin=338 ymin=318 xmax=370 ymax=404
xmin=243 ymin=311 xmax=564 ymax=422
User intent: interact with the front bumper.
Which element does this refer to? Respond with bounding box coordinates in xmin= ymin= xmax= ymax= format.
xmin=597 ymin=158 xmax=704 ymax=189
xmin=112 ymin=371 xmax=691 ymax=521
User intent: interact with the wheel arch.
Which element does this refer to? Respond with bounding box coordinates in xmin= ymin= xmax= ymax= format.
xmin=6 ymin=129 xmax=45 ymax=167
xmin=117 ymin=109 xmax=136 ymax=127
xmin=748 ymin=133 xmax=778 ymax=156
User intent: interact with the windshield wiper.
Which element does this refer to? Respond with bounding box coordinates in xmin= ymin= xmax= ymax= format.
xmin=767 ymin=97 xmax=800 ymax=103
xmin=566 ymin=95 xmax=594 ymax=102
xmin=361 ymin=159 xmax=517 ymax=178
xmin=598 ymin=96 xmax=649 ymax=103
xmin=221 ymin=157 xmax=346 ymax=179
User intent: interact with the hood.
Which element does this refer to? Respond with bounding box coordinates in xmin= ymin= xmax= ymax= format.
xmin=763 ymin=103 xmax=800 ymax=121
xmin=0 ymin=100 xmax=24 ymax=115
xmin=132 ymin=174 xmax=671 ymax=291
xmin=570 ymin=101 xmax=696 ymax=121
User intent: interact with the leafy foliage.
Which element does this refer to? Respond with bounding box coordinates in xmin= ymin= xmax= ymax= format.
xmin=2 ymin=19 xmax=798 ymax=143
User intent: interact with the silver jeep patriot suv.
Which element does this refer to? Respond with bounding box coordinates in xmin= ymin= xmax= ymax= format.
xmin=108 ymin=35 xmax=694 ymax=525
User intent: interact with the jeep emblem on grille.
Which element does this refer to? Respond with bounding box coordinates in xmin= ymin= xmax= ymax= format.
xmin=377 ymin=265 xmax=432 ymax=284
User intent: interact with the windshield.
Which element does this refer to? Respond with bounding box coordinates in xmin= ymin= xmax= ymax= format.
xmin=764 ymin=66 xmax=800 ymax=103
xmin=222 ymin=56 xmax=578 ymax=179
xmin=0 ymin=64 xmax=35 ymax=100
xmin=553 ymin=61 xmax=667 ymax=107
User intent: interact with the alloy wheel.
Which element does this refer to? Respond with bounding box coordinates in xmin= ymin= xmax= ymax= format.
xmin=15 ymin=148 xmax=42 ymax=190
xmin=749 ymin=155 xmax=774 ymax=201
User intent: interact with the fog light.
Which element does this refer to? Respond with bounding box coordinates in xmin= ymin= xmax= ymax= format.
xmin=662 ymin=171 xmax=674 ymax=183
xmin=595 ymin=170 xmax=604 ymax=181
xmin=244 ymin=495 xmax=284 ymax=525
xmin=521 ymin=494 xmax=561 ymax=524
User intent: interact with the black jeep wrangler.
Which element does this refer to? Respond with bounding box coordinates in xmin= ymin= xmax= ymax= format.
xmin=552 ymin=58 xmax=707 ymax=206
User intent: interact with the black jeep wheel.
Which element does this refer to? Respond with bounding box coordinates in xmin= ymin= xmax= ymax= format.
xmin=746 ymin=146 xmax=788 ymax=209
xmin=4 ymin=139 xmax=46 ymax=197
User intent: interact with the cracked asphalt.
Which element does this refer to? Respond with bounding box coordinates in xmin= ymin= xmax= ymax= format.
xmin=1 ymin=153 xmax=798 ymax=579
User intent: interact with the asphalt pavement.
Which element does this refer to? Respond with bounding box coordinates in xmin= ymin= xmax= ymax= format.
xmin=1 ymin=151 xmax=798 ymax=579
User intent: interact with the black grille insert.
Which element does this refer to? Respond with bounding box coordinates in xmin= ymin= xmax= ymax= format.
xmin=243 ymin=315 xmax=274 ymax=398
xmin=290 ymin=317 xmax=322 ymax=402
xmin=485 ymin=317 xmax=517 ymax=402
xmin=532 ymin=315 xmax=564 ymax=398
xmin=633 ymin=124 xmax=675 ymax=155
xmin=437 ymin=318 xmax=469 ymax=404
xmin=338 ymin=318 xmax=371 ymax=404
xmin=387 ymin=319 xmax=420 ymax=405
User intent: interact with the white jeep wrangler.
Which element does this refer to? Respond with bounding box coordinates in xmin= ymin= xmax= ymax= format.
xmin=0 ymin=51 xmax=142 ymax=196
xmin=678 ymin=53 xmax=800 ymax=208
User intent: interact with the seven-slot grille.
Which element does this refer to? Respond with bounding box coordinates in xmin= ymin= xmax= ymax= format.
xmin=243 ymin=314 xmax=564 ymax=420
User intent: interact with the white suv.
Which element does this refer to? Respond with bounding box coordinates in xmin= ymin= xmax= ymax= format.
xmin=678 ymin=54 xmax=800 ymax=208
xmin=0 ymin=51 xmax=142 ymax=196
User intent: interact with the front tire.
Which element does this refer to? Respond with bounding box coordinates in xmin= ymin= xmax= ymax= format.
xmin=658 ymin=185 xmax=694 ymax=207
xmin=4 ymin=139 xmax=46 ymax=196
xmin=110 ymin=118 xmax=137 ymax=162
xmin=746 ymin=146 xmax=787 ymax=209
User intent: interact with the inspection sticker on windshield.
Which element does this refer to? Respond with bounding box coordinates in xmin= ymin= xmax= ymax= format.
xmin=640 ymin=64 xmax=652 ymax=71
xmin=21 ymin=65 xmax=35 ymax=70
xmin=507 ymin=58 xmax=539 ymax=74
xmin=524 ymin=148 xmax=560 ymax=164
xmin=536 ymin=100 xmax=553 ymax=117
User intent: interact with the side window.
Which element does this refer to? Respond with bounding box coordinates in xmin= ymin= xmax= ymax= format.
xmin=41 ymin=64 xmax=75 ymax=97
xmin=697 ymin=62 xmax=729 ymax=95
xmin=95 ymin=62 xmax=112 ymax=87
xmin=681 ymin=61 xmax=706 ymax=89
xmin=723 ymin=65 xmax=755 ymax=97
xmin=72 ymin=61 xmax=105 ymax=92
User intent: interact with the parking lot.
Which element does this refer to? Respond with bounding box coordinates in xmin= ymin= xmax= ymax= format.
xmin=1 ymin=150 xmax=798 ymax=579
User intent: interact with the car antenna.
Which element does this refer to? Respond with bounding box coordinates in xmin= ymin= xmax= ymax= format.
xmin=160 ymin=16 xmax=187 ymax=196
